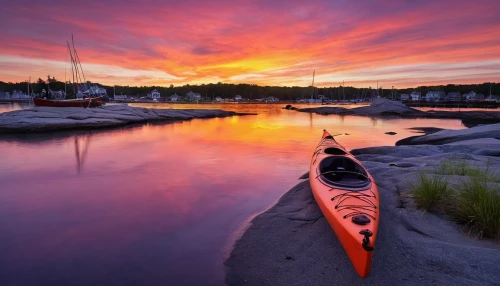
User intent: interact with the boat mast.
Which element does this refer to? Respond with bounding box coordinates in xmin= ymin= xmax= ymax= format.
xmin=311 ymin=69 xmax=315 ymax=100
xmin=67 ymin=42 xmax=78 ymax=94
xmin=72 ymin=35 xmax=88 ymax=92
xmin=342 ymin=80 xmax=345 ymax=101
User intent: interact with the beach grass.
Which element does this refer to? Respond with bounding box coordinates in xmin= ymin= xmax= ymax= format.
xmin=411 ymin=157 xmax=500 ymax=239
xmin=454 ymin=177 xmax=500 ymax=239
xmin=411 ymin=172 xmax=450 ymax=211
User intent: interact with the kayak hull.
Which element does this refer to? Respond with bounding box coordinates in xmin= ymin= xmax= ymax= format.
xmin=309 ymin=130 xmax=379 ymax=278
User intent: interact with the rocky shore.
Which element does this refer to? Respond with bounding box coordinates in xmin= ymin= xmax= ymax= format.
xmin=295 ymin=98 xmax=500 ymax=126
xmin=225 ymin=124 xmax=500 ymax=285
xmin=0 ymin=104 xmax=251 ymax=133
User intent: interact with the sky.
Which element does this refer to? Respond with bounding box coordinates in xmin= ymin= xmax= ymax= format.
xmin=0 ymin=0 xmax=499 ymax=88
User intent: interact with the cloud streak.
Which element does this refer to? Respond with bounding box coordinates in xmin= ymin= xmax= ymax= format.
xmin=1 ymin=0 xmax=499 ymax=87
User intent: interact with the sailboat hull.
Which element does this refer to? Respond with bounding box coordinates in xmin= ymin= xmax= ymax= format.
xmin=33 ymin=97 xmax=103 ymax=108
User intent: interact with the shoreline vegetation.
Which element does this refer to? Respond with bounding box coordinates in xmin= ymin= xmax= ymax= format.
xmin=1 ymin=79 xmax=499 ymax=102
xmin=225 ymin=123 xmax=500 ymax=285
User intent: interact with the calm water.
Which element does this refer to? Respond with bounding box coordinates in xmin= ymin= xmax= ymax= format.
xmin=0 ymin=103 xmax=465 ymax=285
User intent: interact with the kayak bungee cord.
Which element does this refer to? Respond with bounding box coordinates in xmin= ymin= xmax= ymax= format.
xmin=315 ymin=171 xmax=377 ymax=220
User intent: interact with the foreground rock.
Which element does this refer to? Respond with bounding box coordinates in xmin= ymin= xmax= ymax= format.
xmin=297 ymin=98 xmax=500 ymax=125
xmin=225 ymin=141 xmax=500 ymax=285
xmin=0 ymin=104 xmax=249 ymax=133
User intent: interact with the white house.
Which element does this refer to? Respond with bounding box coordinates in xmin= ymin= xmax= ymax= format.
xmin=114 ymin=94 xmax=127 ymax=100
xmin=410 ymin=91 xmax=421 ymax=101
xmin=446 ymin=92 xmax=462 ymax=102
xmin=186 ymin=91 xmax=201 ymax=101
xmin=215 ymin=96 xmax=223 ymax=102
xmin=463 ymin=91 xmax=484 ymax=101
xmin=425 ymin=91 xmax=446 ymax=102
xmin=234 ymin=95 xmax=242 ymax=101
xmin=148 ymin=89 xmax=160 ymax=99
xmin=263 ymin=96 xmax=279 ymax=102
xmin=170 ymin=93 xmax=180 ymax=102
xmin=400 ymin=93 xmax=410 ymax=101
xmin=0 ymin=91 xmax=10 ymax=99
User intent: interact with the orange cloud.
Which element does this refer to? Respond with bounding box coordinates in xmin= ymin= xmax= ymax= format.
xmin=0 ymin=0 xmax=499 ymax=87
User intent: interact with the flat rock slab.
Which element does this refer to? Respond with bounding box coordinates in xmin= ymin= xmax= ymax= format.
xmin=396 ymin=122 xmax=500 ymax=146
xmin=225 ymin=143 xmax=500 ymax=286
xmin=0 ymin=104 xmax=248 ymax=133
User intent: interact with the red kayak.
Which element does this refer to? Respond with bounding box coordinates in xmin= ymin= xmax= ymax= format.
xmin=309 ymin=129 xmax=379 ymax=278
xmin=33 ymin=97 xmax=103 ymax=108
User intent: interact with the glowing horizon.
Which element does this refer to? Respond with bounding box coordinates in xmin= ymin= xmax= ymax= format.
xmin=1 ymin=0 xmax=499 ymax=88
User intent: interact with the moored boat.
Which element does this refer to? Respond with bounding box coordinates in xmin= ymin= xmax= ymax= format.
xmin=33 ymin=97 xmax=103 ymax=108
xmin=309 ymin=129 xmax=379 ymax=278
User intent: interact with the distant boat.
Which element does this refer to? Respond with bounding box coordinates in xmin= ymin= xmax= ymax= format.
xmin=33 ymin=97 xmax=102 ymax=108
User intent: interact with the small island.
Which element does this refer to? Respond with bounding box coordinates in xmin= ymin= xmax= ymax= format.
xmin=0 ymin=104 xmax=252 ymax=133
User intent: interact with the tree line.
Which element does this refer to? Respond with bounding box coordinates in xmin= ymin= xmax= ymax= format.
xmin=1 ymin=78 xmax=498 ymax=100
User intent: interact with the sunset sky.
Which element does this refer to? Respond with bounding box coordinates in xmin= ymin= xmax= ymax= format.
xmin=1 ymin=0 xmax=499 ymax=88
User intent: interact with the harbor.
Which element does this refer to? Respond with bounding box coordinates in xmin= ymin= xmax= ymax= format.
xmin=2 ymin=0 xmax=500 ymax=285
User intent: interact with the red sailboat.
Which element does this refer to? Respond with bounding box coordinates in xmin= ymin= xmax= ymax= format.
xmin=34 ymin=35 xmax=104 ymax=108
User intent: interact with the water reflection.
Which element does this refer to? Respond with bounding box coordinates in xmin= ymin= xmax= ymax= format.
xmin=0 ymin=104 xmax=467 ymax=286
xmin=74 ymin=134 xmax=92 ymax=174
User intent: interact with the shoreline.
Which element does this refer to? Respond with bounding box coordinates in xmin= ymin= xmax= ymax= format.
xmin=224 ymin=125 xmax=500 ymax=285
xmin=0 ymin=104 xmax=254 ymax=134
xmin=293 ymin=98 xmax=500 ymax=126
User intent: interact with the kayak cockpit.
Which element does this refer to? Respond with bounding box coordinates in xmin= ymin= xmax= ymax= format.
xmin=323 ymin=147 xmax=347 ymax=155
xmin=318 ymin=156 xmax=371 ymax=190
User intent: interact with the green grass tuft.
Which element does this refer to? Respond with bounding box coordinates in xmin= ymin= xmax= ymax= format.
xmin=411 ymin=172 xmax=450 ymax=211
xmin=454 ymin=177 xmax=500 ymax=239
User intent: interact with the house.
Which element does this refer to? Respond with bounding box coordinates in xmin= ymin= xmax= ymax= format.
xmin=215 ymin=96 xmax=223 ymax=102
xmin=425 ymin=91 xmax=446 ymax=102
xmin=11 ymin=90 xmax=30 ymax=99
xmin=263 ymin=96 xmax=279 ymax=102
xmin=149 ymin=89 xmax=160 ymax=99
xmin=410 ymin=91 xmax=421 ymax=101
xmin=234 ymin=95 xmax=242 ymax=101
xmin=186 ymin=91 xmax=201 ymax=101
xmin=0 ymin=91 xmax=10 ymax=99
xmin=446 ymin=92 xmax=462 ymax=102
xmin=114 ymin=94 xmax=127 ymax=100
xmin=170 ymin=93 xmax=180 ymax=102
xmin=463 ymin=91 xmax=484 ymax=101
xmin=400 ymin=93 xmax=409 ymax=101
